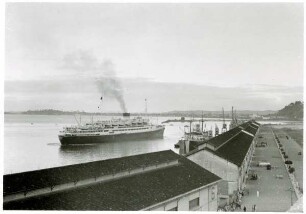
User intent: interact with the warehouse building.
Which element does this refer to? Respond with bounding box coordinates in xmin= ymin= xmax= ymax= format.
xmin=185 ymin=121 xmax=260 ymax=203
xmin=4 ymin=150 xmax=221 ymax=211
xmin=179 ymin=121 xmax=260 ymax=155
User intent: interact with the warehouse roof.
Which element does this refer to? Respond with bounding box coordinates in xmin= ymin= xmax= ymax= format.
xmin=4 ymin=150 xmax=221 ymax=211
xmin=202 ymin=121 xmax=257 ymax=149
xmin=186 ymin=131 xmax=254 ymax=167
xmin=205 ymin=126 xmax=243 ymax=149
xmin=4 ymin=150 xmax=178 ymax=195
xmin=188 ymin=120 xmax=259 ymax=153
xmin=244 ymin=125 xmax=258 ymax=136
xmin=252 ymin=121 xmax=261 ymax=126
xmin=238 ymin=121 xmax=252 ymax=129
xmin=249 ymin=123 xmax=259 ymax=129
xmin=211 ymin=131 xmax=254 ymax=167
xmin=186 ymin=121 xmax=260 ymax=167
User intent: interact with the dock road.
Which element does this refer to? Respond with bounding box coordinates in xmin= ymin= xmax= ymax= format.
xmin=241 ymin=125 xmax=298 ymax=212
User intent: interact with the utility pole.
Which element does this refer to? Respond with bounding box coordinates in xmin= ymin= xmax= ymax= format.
xmin=290 ymin=188 xmax=294 ymax=206
xmin=287 ymin=188 xmax=294 ymax=206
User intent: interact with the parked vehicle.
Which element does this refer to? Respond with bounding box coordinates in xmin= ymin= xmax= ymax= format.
xmin=258 ymin=161 xmax=271 ymax=167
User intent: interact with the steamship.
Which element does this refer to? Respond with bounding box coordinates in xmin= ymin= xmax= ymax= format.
xmin=58 ymin=113 xmax=165 ymax=145
xmin=175 ymin=123 xmax=212 ymax=148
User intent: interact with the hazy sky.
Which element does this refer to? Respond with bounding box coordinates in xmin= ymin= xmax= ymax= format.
xmin=5 ymin=3 xmax=303 ymax=112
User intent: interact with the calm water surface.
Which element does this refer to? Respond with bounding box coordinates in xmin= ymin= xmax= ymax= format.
xmin=4 ymin=114 xmax=297 ymax=174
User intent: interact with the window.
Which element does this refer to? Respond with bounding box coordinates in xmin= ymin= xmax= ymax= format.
xmin=167 ymin=207 xmax=178 ymax=211
xmin=189 ymin=197 xmax=199 ymax=210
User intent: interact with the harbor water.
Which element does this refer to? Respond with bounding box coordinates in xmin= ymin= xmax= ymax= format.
xmin=4 ymin=114 xmax=294 ymax=174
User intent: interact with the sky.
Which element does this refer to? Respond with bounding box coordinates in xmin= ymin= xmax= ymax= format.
xmin=4 ymin=3 xmax=304 ymax=113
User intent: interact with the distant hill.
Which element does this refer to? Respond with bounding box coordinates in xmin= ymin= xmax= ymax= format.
xmin=5 ymin=109 xmax=122 ymax=116
xmin=5 ymin=109 xmax=275 ymax=119
xmin=277 ymin=101 xmax=303 ymax=120
xmin=159 ymin=110 xmax=276 ymax=118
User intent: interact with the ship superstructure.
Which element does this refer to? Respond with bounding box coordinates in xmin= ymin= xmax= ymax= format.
xmin=175 ymin=112 xmax=213 ymax=149
xmin=59 ymin=113 xmax=165 ymax=145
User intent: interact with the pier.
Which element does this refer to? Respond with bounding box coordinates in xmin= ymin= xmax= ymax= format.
xmin=240 ymin=125 xmax=301 ymax=211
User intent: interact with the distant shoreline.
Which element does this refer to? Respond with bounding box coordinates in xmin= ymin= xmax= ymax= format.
xmin=4 ymin=110 xmax=303 ymax=122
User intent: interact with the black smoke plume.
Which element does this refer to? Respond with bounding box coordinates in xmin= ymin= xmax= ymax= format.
xmin=62 ymin=50 xmax=127 ymax=112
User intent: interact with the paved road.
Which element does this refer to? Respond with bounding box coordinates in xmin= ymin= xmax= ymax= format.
xmin=241 ymin=125 xmax=298 ymax=212
xmin=272 ymin=127 xmax=303 ymax=189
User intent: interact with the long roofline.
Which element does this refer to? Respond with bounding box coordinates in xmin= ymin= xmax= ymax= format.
xmin=213 ymin=131 xmax=254 ymax=167
xmin=185 ymin=120 xmax=260 ymax=167
xmin=4 ymin=150 xmax=222 ymax=210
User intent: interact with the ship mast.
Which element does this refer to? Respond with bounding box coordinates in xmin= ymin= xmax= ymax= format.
xmin=98 ymin=96 xmax=103 ymax=120
xmin=145 ymin=98 xmax=147 ymax=114
xmin=232 ymin=106 xmax=234 ymax=123
xmin=230 ymin=106 xmax=234 ymax=129
xmin=223 ymin=107 xmax=225 ymax=125
xmin=74 ymin=114 xmax=81 ymax=126
xmin=189 ymin=115 xmax=193 ymax=134
xmin=201 ymin=111 xmax=204 ymax=132
xmin=222 ymin=107 xmax=227 ymax=133
xmin=235 ymin=109 xmax=238 ymax=125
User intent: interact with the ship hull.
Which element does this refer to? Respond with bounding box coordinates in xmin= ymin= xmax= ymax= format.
xmin=59 ymin=127 xmax=165 ymax=145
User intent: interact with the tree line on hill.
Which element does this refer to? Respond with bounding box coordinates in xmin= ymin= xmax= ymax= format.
xmin=276 ymin=101 xmax=303 ymax=120
xmin=5 ymin=101 xmax=303 ymax=121
xmin=5 ymin=109 xmax=273 ymax=119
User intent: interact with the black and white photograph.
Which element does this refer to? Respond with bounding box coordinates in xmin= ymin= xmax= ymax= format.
xmin=2 ymin=2 xmax=303 ymax=211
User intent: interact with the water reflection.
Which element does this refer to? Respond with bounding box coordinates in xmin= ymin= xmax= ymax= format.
xmin=4 ymin=114 xmax=239 ymax=173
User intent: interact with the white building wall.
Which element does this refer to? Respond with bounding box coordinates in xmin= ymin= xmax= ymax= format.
xmin=239 ymin=139 xmax=256 ymax=190
xmin=228 ymin=181 xmax=238 ymax=195
xmin=177 ymin=195 xmax=189 ymax=211
xmin=148 ymin=183 xmax=219 ymax=211
xmin=186 ymin=129 xmax=258 ymax=199
xmin=151 ymin=205 xmax=164 ymax=211
xmin=164 ymin=201 xmax=177 ymax=211
xmin=207 ymin=184 xmax=218 ymax=211
xmin=200 ymin=188 xmax=209 ymax=211
xmin=187 ymin=150 xmax=239 ymax=195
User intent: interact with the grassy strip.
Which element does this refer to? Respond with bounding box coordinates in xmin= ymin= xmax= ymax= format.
xmin=280 ymin=128 xmax=303 ymax=148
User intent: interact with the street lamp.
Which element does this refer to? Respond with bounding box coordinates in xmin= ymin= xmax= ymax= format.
xmin=286 ymin=188 xmax=294 ymax=206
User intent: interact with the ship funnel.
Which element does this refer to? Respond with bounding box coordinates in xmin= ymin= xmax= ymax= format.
xmin=123 ymin=113 xmax=130 ymax=118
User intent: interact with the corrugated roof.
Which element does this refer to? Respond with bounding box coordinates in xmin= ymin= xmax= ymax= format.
xmin=238 ymin=121 xmax=253 ymax=129
xmin=249 ymin=123 xmax=258 ymax=129
xmin=212 ymin=131 xmax=254 ymax=167
xmin=186 ymin=121 xmax=259 ymax=167
xmin=4 ymin=150 xmax=221 ymax=211
xmin=4 ymin=150 xmax=178 ymax=195
xmin=206 ymin=126 xmax=243 ymax=149
xmin=252 ymin=121 xmax=261 ymax=126
xmin=244 ymin=125 xmax=258 ymax=136
xmin=189 ymin=121 xmax=259 ymax=153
